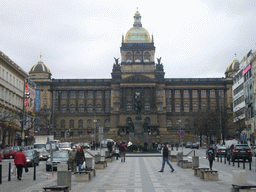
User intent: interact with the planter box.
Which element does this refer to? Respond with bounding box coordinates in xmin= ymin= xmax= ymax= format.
xmin=94 ymin=161 xmax=107 ymax=169
xmin=74 ymin=172 xmax=91 ymax=182
xmin=204 ymin=171 xmax=218 ymax=181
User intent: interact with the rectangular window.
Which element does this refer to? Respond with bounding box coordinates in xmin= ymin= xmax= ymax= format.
xmin=61 ymin=132 xmax=65 ymax=137
xmin=70 ymin=91 xmax=76 ymax=99
xmin=61 ymin=91 xmax=67 ymax=99
xmin=79 ymin=91 xmax=84 ymax=99
xmin=175 ymin=104 xmax=181 ymax=112
xmin=105 ymin=91 xmax=111 ymax=99
xmin=201 ymin=90 xmax=207 ymax=98
xmin=184 ymin=90 xmax=189 ymax=98
xmin=210 ymin=90 xmax=215 ymax=98
xmin=88 ymin=91 xmax=93 ymax=99
xmin=192 ymin=90 xmax=198 ymax=98
xmin=175 ymin=90 xmax=180 ymax=98
xmin=96 ymin=91 xmax=102 ymax=99
xmin=166 ymin=90 xmax=171 ymax=98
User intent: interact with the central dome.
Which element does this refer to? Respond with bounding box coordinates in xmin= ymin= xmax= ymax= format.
xmin=124 ymin=10 xmax=151 ymax=43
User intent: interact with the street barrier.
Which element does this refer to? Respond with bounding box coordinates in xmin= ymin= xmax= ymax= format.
xmin=243 ymin=156 xmax=245 ymax=169
xmin=237 ymin=158 xmax=240 ymax=168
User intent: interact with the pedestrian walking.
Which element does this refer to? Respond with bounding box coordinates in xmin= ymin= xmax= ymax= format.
xmin=207 ymin=145 xmax=214 ymax=170
xmin=107 ymin=141 xmax=113 ymax=154
xmin=159 ymin=143 xmax=175 ymax=172
xmin=14 ymin=148 xmax=27 ymax=180
xmin=120 ymin=142 xmax=127 ymax=162
xmin=76 ymin=146 xmax=85 ymax=172
xmin=69 ymin=146 xmax=77 ymax=172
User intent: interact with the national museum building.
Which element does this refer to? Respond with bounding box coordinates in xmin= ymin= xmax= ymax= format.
xmin=29 ymin=11 xmax=236 ymax=143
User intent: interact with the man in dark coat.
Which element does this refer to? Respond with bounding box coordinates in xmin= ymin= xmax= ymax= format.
xmin=14 ymin=148 xmax=27 ymax=180
xmin=159 ymin=143 xmax=174 ymax=172
xmin=76 ymin=146 xmax=85 ymax=172
xmin=207 ymin=145 xmax=214 ymax=170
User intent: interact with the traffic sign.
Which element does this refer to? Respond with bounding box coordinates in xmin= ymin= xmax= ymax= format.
xmin=179 ymin=131 xmax=185 ymax=137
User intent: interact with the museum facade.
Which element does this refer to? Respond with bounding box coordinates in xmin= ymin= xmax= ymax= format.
xmin=29 ymin=11 xmax=237 ymax=144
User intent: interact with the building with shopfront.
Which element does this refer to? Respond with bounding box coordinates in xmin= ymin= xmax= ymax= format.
xmin=29 ymin=11 xmax=236 ymax=144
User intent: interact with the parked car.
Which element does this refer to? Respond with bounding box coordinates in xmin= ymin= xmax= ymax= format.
xmin=82 ymin=143 xmax=90 ymax=149
xmin=215 ymin=146 xmax=227 ymax=157
xmin=185 ymin=142 xmax=193 ymax=148
xmin=23 ymin=150 xmax=39 ymax=167
xmin=24 ymin=145 xmax=34 ymax=151
xmin=39 ymin=150 xmax=50 ymax=161
xmin=226 ymin=144 xmax=252 ymax=162
xmin=191 ymin=143 xmax=199 ymax=149
xmin=1 ymin=149 xmax=17 ymax=159
xmin=46 ymin=150 xmax=69 ymax=171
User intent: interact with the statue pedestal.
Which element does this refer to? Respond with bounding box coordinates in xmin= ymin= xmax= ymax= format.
xmin=129 ymin=119 xmax=148 ymax=146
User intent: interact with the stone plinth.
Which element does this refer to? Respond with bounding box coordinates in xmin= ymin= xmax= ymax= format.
xmin=57 ymin=171 xmax=71 ymax=192
xmin=129 ymin=120 xmax=148 ymax=146
xmin=192 ymin=156 xmax=199 ymax=169
xmin=204 ymin=171 xmax=218 ymax=181
xmin=177 ymin=152 xmax=183 ymax=162
xmin=169 ymin=155 xmax=178 ymax=162
xmin=181 ymin=161 xmax=192 ymax=169
xmin=74 ymin=171 xmax=91 ymax=182
xmin=177 ymin=160 xmax=188 ymax=167
xmin=105 ymin=156 xmax=114 ymax=163
xmin=94 ymin=161 xmax=107 ymax=169
xmin=194 ymin=168 xmax=209 ymax=176
xmin=233 ymin=170 xmax=247 ymax=185
xmin=94 ymin=154 xmax=101 ymax=162
xmin=85 ymin=157 xmax=93 ymax=169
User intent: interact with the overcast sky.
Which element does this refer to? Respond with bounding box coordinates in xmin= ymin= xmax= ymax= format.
xmin=1 ymin=0 xmax=256 ymax=79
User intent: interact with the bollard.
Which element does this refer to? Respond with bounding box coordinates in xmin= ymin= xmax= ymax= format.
xmin=0 ymin=164 xmax=2 ymax=184
xmin=249 ymin=159 xmax=251 ymax=171
xmin=229 ymin=157 xmax=230 ymax=165
xmin=33 ymin=163 xmax=36 ymax=180
xmin=194 ymin=150 xmax=195 ymax=157
xmin=220 ymin=154 xmax=222 ymax=163
xmin=8 ymin=163 xmax=11 ymax=181
xmin=217 ymin=155 xmax=219 ymax=162
xmin=238 ymin=158 xmax=240 ymax=168
xmin=243 ymin=156 xmax=245 ymax=169
xmin=233 ymin=157 xmax=235 ymax=166
xmin=224 ymin=156 xmax=226 ymax=164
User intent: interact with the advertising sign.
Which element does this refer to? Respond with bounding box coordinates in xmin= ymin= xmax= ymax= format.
xmin=35 ymin=90 xmax=40 ymax=112
xmin=25 ymin=80 xmax=36 ymax=113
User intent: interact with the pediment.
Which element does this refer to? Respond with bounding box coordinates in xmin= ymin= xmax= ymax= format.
xmin=122 ymin=74 xmax=155 ymax=82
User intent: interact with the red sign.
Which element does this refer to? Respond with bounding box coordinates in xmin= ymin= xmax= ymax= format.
xmin=179 ymin=131 xmax=185 ymax=137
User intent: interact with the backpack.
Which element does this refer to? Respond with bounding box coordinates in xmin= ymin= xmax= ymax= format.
xmin=119 ymin=144 xmax=125 ymax=151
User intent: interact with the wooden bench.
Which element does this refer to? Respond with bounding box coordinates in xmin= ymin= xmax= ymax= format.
xmin=43 ymin=185 xmax=69 ymax=192
xmin=194 ymin=168 xmax=210 ymax=176
xmin=231 ymin=184 xmax=256 ymax=192
xmin=203 ymin=170 xmax=218 ymax=181
xmin=74 ymin=171 xmax=91 ymax=182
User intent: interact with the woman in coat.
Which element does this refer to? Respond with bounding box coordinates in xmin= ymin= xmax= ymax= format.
xmin=76 ymin=146 xmax=85 ymax=172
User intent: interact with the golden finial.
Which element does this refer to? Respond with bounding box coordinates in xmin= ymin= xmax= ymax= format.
xmin=235 ymin=53 xmax=237 ymax=59
xmin=40 ymin=53 xmax=42 ymax=61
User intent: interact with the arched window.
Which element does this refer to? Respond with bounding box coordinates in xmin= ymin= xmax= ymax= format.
xmin=126 ymin=52 xmax=132 ymax=62
xmin=105 ymin=119 xmax=110 ymax=128
xmin=78 ymin=119 xmax=83 ymax=128
xmin=96 ymin=104 xmax=102 ymax=113
xmin=69 ymin=119 xmax=74 ymax=129
xmin=167 ymin=119 xmax=172 ymax=128
xmin=87 ymin=119 xmax=92 ymax=128
xmin=144 ymin=52 xmax=150 ymax=62
xmin=126 ymin=102 xmax=132 ymax=111
xmin=210 ymin=103 xmax=216 ymax=110
xmin=144 ymin=102 xmax=150 ymax=111
xmin=79 ymin=104 xmax=84 ymax=113
xmin=184 ymin=103 xmax=189 ymax=112
xmin=134 ymin=51 xmax=141 ymax=62
xmin=70 ymin=104 xmax=75 ymax=113
xmin=193 ymin=103 xmax=198 ymax=112
xmin=157 ymin=103 xmax=163 ymax=112
xmin=87 ymin=104 xmax=93 ymax=113
xmin=96 ymin=119 xmax=101 ymax=128
xmin=61 ymin=119 xmax=65 ymax=129
xmin=61 ymin=104 xmax=67 ymax=113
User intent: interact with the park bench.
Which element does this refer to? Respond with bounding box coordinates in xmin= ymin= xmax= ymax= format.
xmin=43 ymin=185 xmax=69 ymax=192
xmin=74 ymin=171 xmax=91 ymax=182
xmin=231 ymin=184 xmax=256 ymax=192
